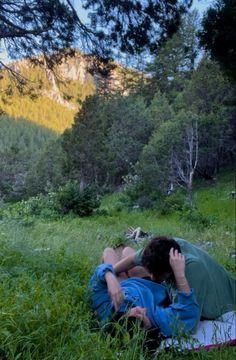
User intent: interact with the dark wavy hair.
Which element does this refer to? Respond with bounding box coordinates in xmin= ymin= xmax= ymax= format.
xmin=142 ymin=236 xmax=181 ymax=277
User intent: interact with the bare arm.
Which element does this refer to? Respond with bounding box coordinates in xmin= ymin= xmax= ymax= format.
xmin=108 ymin=253 xmax=137 ymax=310
xmin=104 ymin=271 xmax=124 ymax=311
xmin=169 ymin=248 xmax=190 ymax=293
xmin=113 ymin=254 xmax=136 ymax=274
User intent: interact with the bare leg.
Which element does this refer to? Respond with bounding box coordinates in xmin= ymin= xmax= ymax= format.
xmin=122 ymin=246 xmax=150 ymax=278
xmin=102 ymin=247 xmax=128 ymax=280
xmin=102 ymin=247 xmax=120 ymax=266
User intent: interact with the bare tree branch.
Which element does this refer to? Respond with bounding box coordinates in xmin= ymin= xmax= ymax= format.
xmin=0 ymin=28 xmax=48 ymax=39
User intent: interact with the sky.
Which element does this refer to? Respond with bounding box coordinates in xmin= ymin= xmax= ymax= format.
xmin=192 ymin=0 xmax=214 ymax=14
xmin=0 ymin=0 xmax=214 ymax=64
xmin=75 ymin=0 xmax=214 ymax=23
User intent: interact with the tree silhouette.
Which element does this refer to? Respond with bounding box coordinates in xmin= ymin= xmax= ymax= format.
xmin=0 ymin=0 xmax=193 ymax=65
xmin=199 ymin=0 xmax=236 ymax=81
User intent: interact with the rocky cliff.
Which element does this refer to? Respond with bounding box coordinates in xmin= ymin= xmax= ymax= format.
xmin=0 ymin=51 xmax=140 ymax=132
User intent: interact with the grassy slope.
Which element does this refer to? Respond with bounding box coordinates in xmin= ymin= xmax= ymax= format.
xmin=0 ymin=171 xmax=235 ymax=359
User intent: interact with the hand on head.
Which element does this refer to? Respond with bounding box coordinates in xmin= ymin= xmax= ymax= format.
xmin=169 ymin=247 xmax=185 ymax=277
xmin=169 ymin=248 xmax=190 ymax=292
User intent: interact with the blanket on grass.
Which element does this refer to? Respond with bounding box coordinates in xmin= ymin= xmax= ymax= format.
xmin=160 ymin=311 xmax=236 ymax=351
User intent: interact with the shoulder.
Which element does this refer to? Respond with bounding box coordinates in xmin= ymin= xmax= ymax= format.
xmin=174 ymin=238 xmax=206 ymax=265
xmin=173 ymin=237 xmax=193 ymax=252
xmin=185 ymin=257 xmax=203 ymax=270
xmin=185 ymin=257 xmax=207 ymax=286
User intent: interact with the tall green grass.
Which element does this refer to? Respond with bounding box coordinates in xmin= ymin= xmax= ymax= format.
xmin=0 ymin=171 xmax=235 ymax=359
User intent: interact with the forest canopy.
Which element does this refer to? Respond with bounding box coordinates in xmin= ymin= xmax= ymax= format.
xmin=1 ymin=5 xmax=235 ymax=209
xmin=0 ymin=0 xmax=193 ymax=65
xmin=199 ymin=0 xmax=236 ymax=81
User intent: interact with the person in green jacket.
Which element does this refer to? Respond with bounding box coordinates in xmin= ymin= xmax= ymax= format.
xmin=113 ymin=236 xmax=235 ymax=329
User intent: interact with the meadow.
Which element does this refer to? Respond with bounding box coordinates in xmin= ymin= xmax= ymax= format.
xmin=0 ymin=171 xmax=235 ymax=359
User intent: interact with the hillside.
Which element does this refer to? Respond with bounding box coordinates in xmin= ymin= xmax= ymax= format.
xmin=0 ymin=115 xmax=57 ymax=201
xmin=0 ymin=170 xmax=235 ymax=359
xmin=0 ymin=51 xmax=140 ymax=133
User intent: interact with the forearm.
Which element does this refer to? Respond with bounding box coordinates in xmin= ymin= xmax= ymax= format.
xmin=105 ymin=271 xmax=119 ymax=287
xmin=169 ymin=249 xmax=190 ymax=293
xmin=174 ymin=274 xmax=190 ymax=293
xmin=113 ymin=255 xmax=135 ymax=274
xmin=105 ymin=269 xmax=124 ymax=311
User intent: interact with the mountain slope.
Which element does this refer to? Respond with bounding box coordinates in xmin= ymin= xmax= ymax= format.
xmin=0 ymin=51 xmax=140 ymax=133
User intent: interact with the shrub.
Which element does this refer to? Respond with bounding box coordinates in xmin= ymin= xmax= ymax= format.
xmin=0 ymin=193 xmax=54 ymax=220
xmin=180 ymin=208 xmax=216 ymax=228
xmin=55 ymin=181 xmax=100 ymax=216
xmin=135 ymin=196 xmax=154 ymax=210
xmin=158 ymin=191 xmax=187 ymax=215
xmin=0 ymin=181 xmax=100 ymax=220
xmin=122 ymin=174 xmax=142 ymax=202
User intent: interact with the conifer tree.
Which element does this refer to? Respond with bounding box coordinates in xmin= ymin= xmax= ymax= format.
xmin=200 ymin=0 xmax=236 ymax=81
xmin=0 ymin=0 xmax=192 ymax=66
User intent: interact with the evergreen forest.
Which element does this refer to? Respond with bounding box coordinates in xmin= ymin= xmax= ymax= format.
xmin=1 ymin=11 xmax=235 ymax=207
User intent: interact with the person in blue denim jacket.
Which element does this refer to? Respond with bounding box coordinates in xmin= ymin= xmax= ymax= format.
xmin=88 ymin=242 xmax=199 ymax=338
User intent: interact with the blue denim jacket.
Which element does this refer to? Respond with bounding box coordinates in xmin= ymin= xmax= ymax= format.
xmin=88 ymin=263 xmax=199 ymax=337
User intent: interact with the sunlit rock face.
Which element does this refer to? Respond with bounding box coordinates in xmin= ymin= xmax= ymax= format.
xmin=0 ymin=50 xmax=141 ymax=132
xmin=58 ymin=56 xmax=88 ymax=83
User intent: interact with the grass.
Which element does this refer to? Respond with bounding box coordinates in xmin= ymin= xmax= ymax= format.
xmin=195 ymin=171 xmax=235 ymax=227
xmin=0 ymin=171 xmax=235 ymax=359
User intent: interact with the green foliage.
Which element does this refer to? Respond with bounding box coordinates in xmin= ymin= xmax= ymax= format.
xmin=159 ymin=191 xmax=187 ymax=215
xmin=0 ymin=235 xmax=94 ymax=360
xmin=55 ymin=181 xmax=100 ymax=216
xmin=0 ymin=193 xmax=57 ymax=221
xmin=24 ymin=138 xmax=68 ymax=197
xmin=146 ymin=91 xmax=172 ymax=131
xmin=107 ymin=95 xmax=150 ymax=182
xmin=0 ymin=182 xmax=100 ymax=220
xmin=62 ymin=93 xmax=151 ymax=187
xmin=179 ymin=208 xmax=216 ymax=228
xmin=100 ymin=191 xmax=131 ymax=213
xmin=0 ymin=115 xmax=57 ymax=201
xmin=137 ymin=120 xmax=175 ymax=196
xmin=121 ymin=173 xmax=153 ymax=210
xmin=144 ymin=11 xmax=199 ymax=103
xmin=177 ymin=57 xmax=236 ymax=178
xmin=1 ymin=12 xmax=235 ymax=214
xmin=1 ymin=1 xmax=77 ymax=61
xmin=194 ymin=171 xmax=235 ymax=230
xmin=83 ymin=0 xmax=192 ymax=56
xmin=0 ymin=171 xmax=235 ymax=359
xmin=136 ymin=57 xmax=235 ymax=203
xmin=199 ymin=0 xmax=236 ymax=82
